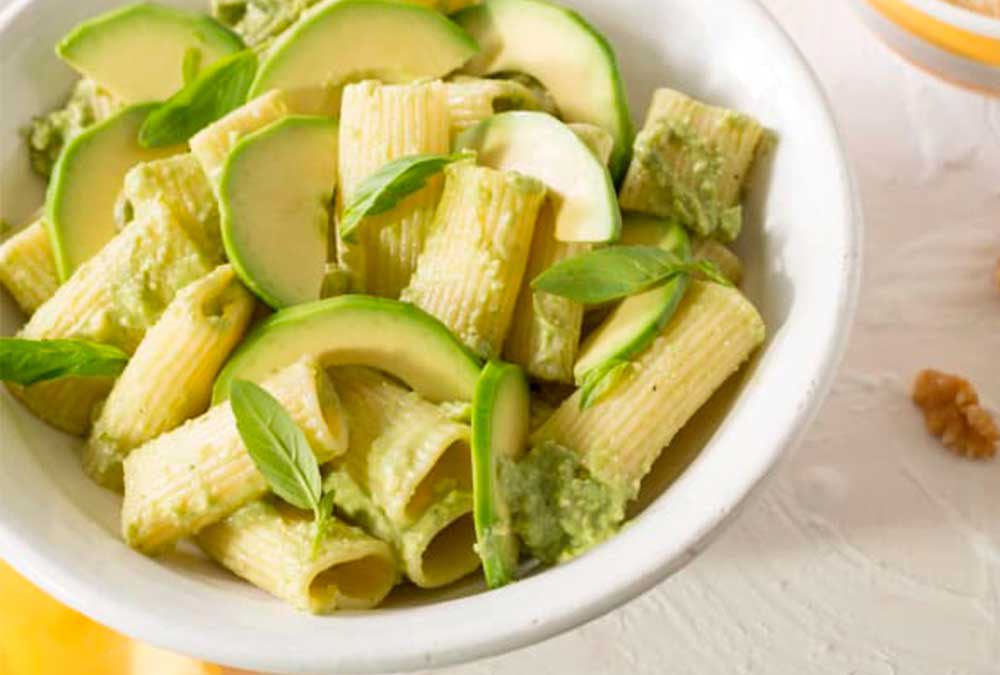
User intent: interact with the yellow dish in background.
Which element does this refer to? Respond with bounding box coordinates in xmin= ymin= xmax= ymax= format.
xmin=850 ymin=0 xmax=1000 ymax=93
xmin=0 ymin=560 xmax=219 ymax=675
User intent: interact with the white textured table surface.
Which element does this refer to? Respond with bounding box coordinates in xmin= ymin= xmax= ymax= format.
xmin=421 ymin=1 xmax=1000 ymax=673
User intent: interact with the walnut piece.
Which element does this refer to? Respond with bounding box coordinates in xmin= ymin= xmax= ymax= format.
xmin=912 ymin=370 xmax=998 ymax=460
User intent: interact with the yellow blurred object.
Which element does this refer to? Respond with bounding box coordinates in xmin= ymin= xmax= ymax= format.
xmin=0 ymin=560 xmax=220 ymax=675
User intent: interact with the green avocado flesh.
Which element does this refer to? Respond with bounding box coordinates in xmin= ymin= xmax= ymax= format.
xmin=213 ymin=295 xmax=481 ymax=404
xmin=471 ymin=361 xmax=530 ymax=588
xmin=454 ymin=0 xmax=633 ymax=180
xmin=500 ymin=442 xmax=625 ymax=564
xmin=220 ymin=115 xmax=337 ymax=308
xmin=249 ymin=0 xmax=479 ymax=114
xmin=45 ymin=104 xmax=184 ymax=280
xmin=574 ymin=216 xmax=691 ymax=382
xmin=455 ymin=111 xmax=620 ymax=243
xmin=57 ymin=3 xmax=244 ymax=103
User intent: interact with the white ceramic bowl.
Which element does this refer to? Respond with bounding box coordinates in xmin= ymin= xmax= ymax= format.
xmin=0 ymin=0 xmax=862 ymax=672
xmin=849 ymin=0 xmax=1000 ymax=94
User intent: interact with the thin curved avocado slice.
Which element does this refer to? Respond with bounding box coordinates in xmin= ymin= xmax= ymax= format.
xmin=45 ymin=103 xmax=184 ymax=280
xmin=249 ymin=0 xmax=479 ymax=114
xmin=573 ymin=218 xmax=692 ymax=393
xmin=57 ymin=3 xmax=244 ymax=103
xmin=454 ymin=0 xmax=633 ymax=180
xmin=213 ymin=295 xmax=482 ymax=404
xmin=471 ymin=361 xmax=530 ymax=588
xmin=455 ymin=111 xmax=620 ymax=243
xmin=220 ymin=115 xmax=338 ymax=309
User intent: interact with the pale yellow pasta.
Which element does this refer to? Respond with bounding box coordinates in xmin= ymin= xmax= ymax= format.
xmin=197 ymin=499 xmax=397 ymax=613
xmin=533 ymin=281 xmax=765 ymax=498
xmin=402 ymin=162 xmax=546 ymax=359
xmin=84 ymin=266 xmax=255 ymax=490
xmin=328 ymin=366 xmax=472 ymax=526
xmin=444 ymin=76 xmax=556 ymax=138
xmin=337 ymin=80 xmax=450 ymax=297
xmin=325 ymin=367 xmax=480 ymax=588
xmin=0 ymin=219 xmax=59 ymax=315
xmin=692 ymin=237 xmax=744 ymax=286
xmin=190 ymin=90 xmax=290 ymax=185
xmin=121 ymin=359 xmax=348 ymax=555
xmin=619 ymin=88 xmax=765 ymax=241
xmin=503 ymin=205 xmax=590 ymax=383
xmin=324 ymin=470 xmax=479 ymax=590
xmin=119 ymin=154 xmax=222 ymax=259
xmin=9 ymin=212 xmax=219 ymax=435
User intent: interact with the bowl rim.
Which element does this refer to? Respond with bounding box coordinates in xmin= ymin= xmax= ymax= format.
xmin=0 ymin=0 xmax=863 ymax=671
xmin=903 ymin=0 xmax=1000 ymax=36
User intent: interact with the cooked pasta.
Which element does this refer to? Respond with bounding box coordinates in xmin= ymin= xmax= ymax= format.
xmin=0 ymin=219 xmax=59 ymax=316
xmin=119 ymin=154 xmax=222 ymax=259
xmin=196 ymin=498 xmax=397 ymax=613
xmin=336 ymin=80 xmax=451 ymax=297
xmin=190 ymin=90 xmax=290 ymax=185
xmin=9 ymin=212 xmax=219 ymax=434
xmin=84 ymin=266 xmax=255 ymax=490
xmin=692 ymin=237 xmax=743 ymax=285
xmin=402 ymin=162 xmax=546 ymax=359
xmin=121 ymin=359 xmax=348 ymax=555
xmin=533 ymin=281 xmax=765 ymax=498
xmin=619 ymin=88 xmax=765 ymax=242
xmin=444 ymin=76 xmax=555 ymax=138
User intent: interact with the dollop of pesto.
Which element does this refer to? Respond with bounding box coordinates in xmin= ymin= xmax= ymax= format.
xmin=500 ymin=442 xmax=626 ymax=564
xmin=212 ymin=0 xmax=324 ymax=48
xmin=27 ymin=79 xmax=119 ymax=178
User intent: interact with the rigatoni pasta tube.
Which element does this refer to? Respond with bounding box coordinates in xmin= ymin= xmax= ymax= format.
xmin=324 ymin=470 xmax=479 ymax=590
xmin=197 ymin=499 xmax=397 ymax=613
xmin=190 ymin=90 xmax=290 ymax=185
xmin=9 ymin=212 xmax=219 ymax=435
xmin=0 ymin=219 xmax=59 ymax=315
xmin=503 ymin=205 xmax=590 ymax=383
xmin=444 ymin=76 xmax=554 ymax=138
xmin=619 ymin=88 xmax=765 ymax=242
xmin=121 ymin=359 xmax=348 ymax=555
xmin=119 ymin=154 xmax=222 ymax=259
xmin=533 ymin=281 xmax=765 ymax=498
xmin=402 ymin=162 xmax=546 ymax=359
xmin=84 ymin=265 xmax=255 ymax=490
xmin=328 ymin=366 xmax=472 ymax=526
xmin=692 ymin=237 xmax=743 ymax=286
xmin=337 ymin=80 xmax=450 ymax=297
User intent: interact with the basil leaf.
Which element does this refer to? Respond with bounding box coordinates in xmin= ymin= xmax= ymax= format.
xmin=340 ymin=151 xmax=473 ymax=243
xmin=181 ymin=47 xmax=202 ymax=85
xmin=0 ymin=338 xmax=129 ymax=386
xmin=579 ymin=358 xmax=632 ymax=410
xmin=230 ymin=379 xmax=322 ymax=513
xmin=140 ymin=50 xmax=258 ymax=148
xmin=532 ymin=245 xmax=686 ymax=304
xmin=312 ymin=489 xmax=339 ymax=557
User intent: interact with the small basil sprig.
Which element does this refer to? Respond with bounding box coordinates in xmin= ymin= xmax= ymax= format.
xmin=340 ymin=151 xmax=474 ymax=243
xmin=0 ymin=338 xmax=129 ymax=386
xmin=578 ymin=358 xmax=631 ymax=410
xmin=139 ymin=50 xmax=258 ymax=148
xmin=230 ymin=379 xmax=335 ymax=556
xmin=532 ymin=245 xmax=731 ymax=304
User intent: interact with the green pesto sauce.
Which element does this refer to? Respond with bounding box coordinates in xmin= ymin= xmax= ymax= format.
xmin=500 ymin=442 xmax=626 ymax=564
xmin=633 ymin=120 xmax=742 ymax=243
xmin=27 ymin=79 xmax=119 ymax=178
xmin=212 ymin=0 xmax=323 ymax=49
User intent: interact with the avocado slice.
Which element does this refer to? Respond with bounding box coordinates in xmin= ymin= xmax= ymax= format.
xmin=213 ymin=295 xmax=481 ymax=404
xmin=220 ymin=116 xmax=337 ymax=308
xmin=57 ymin=3 xmax=244 ymax=103
xmin=454 ymin=0 xmax=632 ymax=180
xmin=471 ymin=360 xmax=530 ymax=588
xmin=45 ymin=104 xmax=184 ymax=280
xmin=455 ymin=112 xmax=620 ymax=243
xmin=573 ymin=216 xmax=691 ymax=384
xmin=249 ymin=0 xmax=479 ymax=114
